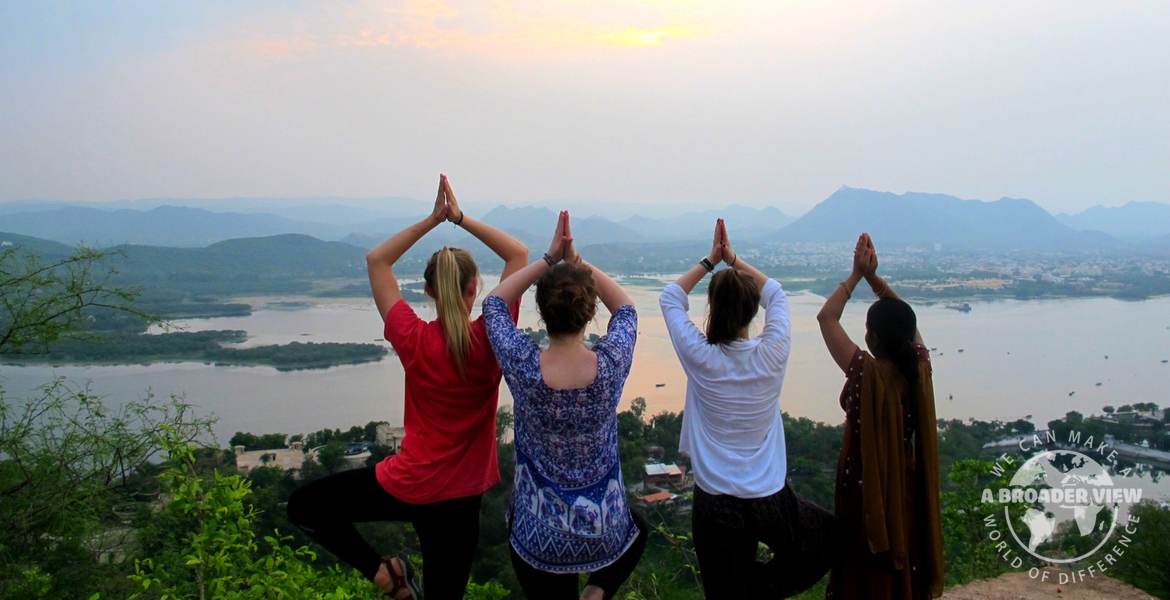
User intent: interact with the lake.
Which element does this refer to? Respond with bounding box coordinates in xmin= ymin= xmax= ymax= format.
xmin=2 ymin=276 xmax=1168 ymax=449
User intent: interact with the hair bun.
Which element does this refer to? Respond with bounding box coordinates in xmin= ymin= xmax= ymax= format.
xmin=535 ymin=263 xmax=598 ymax=336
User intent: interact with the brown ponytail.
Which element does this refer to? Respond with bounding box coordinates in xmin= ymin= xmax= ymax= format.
xmin=705 ymin=269 xmax=761 ymax=345
xmin=424 ymin=247 xmax=478 ymax=375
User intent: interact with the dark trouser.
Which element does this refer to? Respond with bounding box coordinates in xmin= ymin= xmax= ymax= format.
xmin=286 ymin=467 xmax=481 ymax=600
xmin=692 ymin=484 xmax=837 ymax=600
xmin=509 ymin=512 xmax=649 ymax=600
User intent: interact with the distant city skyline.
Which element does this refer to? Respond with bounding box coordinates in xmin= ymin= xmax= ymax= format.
xmin=2 ymin=2 xmax=1168 ymax=214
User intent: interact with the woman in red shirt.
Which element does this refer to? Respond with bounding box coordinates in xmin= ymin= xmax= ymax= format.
xmin=287 ymin=174 xmax=527 ymax=600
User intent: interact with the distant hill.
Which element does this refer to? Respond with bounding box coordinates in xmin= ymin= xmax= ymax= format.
xmin=104 ymin=234 xmax=368 ymax=296
xmin=1056 ymin=201 xmax=1170 ymax=241
xmin=481 ymin=206 xmax=643 ymax=244
xmin=119 ymin=196 xmax=423 ymax=225
xmin=0 ymin=230 xmax=75 ymax=259
xmin=773 ymin=187 xmax=1098 ymax=249
xmin=621 ymin=205 xmax=791 ymax=242
xmin=0 ymin=205 xmax=354 ymax=247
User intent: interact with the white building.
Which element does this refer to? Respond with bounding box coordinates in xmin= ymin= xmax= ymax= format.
xmin=234 ymin=441 xmax=307 ymax=475
xmin=376 ymin=423 xmax=406 ymax=453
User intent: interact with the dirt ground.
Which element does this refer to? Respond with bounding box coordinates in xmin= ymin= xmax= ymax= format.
xmin=942 ymin=568 xmax=1155 ymax=599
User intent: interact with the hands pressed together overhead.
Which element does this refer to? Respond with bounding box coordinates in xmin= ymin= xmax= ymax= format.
xmin=707 ymin=218 xmax=737 ymax=266
xmin=430 ymin=174 xmax=465 ymax=225
xmin=852 ymin=232 xmax=878 ymax=277
xmin=546 ymin=210 xmax=580 ymax=264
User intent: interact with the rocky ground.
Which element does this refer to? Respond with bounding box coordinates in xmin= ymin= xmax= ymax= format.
xmin=943 ymin=568 xmax=1155 ymax=599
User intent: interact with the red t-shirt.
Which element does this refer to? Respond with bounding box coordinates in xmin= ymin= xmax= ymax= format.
xmin=375 ymin=298 xmax=518 ymax=504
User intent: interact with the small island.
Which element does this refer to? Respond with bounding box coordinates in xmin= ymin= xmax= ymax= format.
xmin=1 ymin=330 xmax=388 ymax=371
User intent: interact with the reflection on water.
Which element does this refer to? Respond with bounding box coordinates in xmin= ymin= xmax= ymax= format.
xmin=3 ymin=277 xmax=1169 ymax=467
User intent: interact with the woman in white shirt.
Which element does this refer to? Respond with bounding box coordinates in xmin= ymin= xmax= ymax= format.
xmin=660 ymin=219 xmax=835 ymax=599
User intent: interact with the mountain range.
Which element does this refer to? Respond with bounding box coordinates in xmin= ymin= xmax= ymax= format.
xmin=2 ymin=187 xmax=1168 ymax=251
xmin=1056 ymin=201 xmax=1170 ymax=241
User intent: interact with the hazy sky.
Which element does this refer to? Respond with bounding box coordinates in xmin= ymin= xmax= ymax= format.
xmin=2 ymin=1 xmax=1168 ymax=214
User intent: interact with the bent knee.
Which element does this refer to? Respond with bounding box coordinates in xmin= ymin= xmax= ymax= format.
xmin=286 ymin=487 xmax=318 ymax=529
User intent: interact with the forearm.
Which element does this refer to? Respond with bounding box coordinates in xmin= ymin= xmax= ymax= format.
xmin=674 ymin=263 xmax=709 ymax=294
xmin=585 ymin=261 xmax=633 ymax=312
xmin=459 ymin=215 xmax=528 ymax=262
xmin=818 ymin=271 xmax=863 ymax=322
xmin=487 ymin=258 xmax=549 ymax=304
xmin=731 ymin=256 xmax=768 ymax=290
xmin=366 ymin=216 xmax=440 ymax=266
xmin=864 ymin=272 xmax=898 ymax=300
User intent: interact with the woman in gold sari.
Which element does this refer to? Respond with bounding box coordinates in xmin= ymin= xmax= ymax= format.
xmin=817 ymin=233 xmax=944 ymax=599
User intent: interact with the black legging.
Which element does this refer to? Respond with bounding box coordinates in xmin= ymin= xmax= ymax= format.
xmin=286 ymin=467 xmax=481 ymax=600
xmin=509 ymin=511 xmax=649 ymax=600
xmin=692 ymin=484 xmax=837 ymax=599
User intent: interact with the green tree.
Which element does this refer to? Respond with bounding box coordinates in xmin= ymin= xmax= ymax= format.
xmin=129 ymin=429 xmax=375 ymax=599
xmin=940 ymin=459 xmax=1035 ymax=585
xmin=0 ymin=246 xmax=145 ymax=354
xmin=315 ymin=441 xmax=348 ymax=474
xmin=1109 ymin=501 xmax=1170 ymax=598
xmin=496 ymin=406 xmax=514 ymax=443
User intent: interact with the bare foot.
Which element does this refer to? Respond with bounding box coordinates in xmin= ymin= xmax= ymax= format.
xmin=373 ymin=558 xmax=414 ymax=599
xmin=580 ymin=584 xmax=605 ymax=600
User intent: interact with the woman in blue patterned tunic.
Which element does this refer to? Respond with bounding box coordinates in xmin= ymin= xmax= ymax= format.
xmin=483 ymin=211 xmax=647 ymax=600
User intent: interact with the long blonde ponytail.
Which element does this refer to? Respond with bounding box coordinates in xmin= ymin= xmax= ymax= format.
xmin=425 ymin=247 xmax=477 ymax=376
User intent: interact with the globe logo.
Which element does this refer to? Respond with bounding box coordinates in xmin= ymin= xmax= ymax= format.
xmin=1004 ymin=450 xmax=1117 ymax=563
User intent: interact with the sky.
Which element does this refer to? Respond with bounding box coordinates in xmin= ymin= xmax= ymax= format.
xmin=1 ymin=1 xmax=1168 ymax=216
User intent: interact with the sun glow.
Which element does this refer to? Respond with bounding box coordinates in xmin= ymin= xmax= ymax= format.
xmin=605 ymin=27 xmax=690 ymax=47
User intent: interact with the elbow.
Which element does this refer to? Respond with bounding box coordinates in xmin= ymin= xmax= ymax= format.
xmin=511 ymin=243 xmax=529 ymax=262
xmin=816 ymin=309 xmax=832 ymax=324
xmin=365 ymin=251 xmax=378 ymax=265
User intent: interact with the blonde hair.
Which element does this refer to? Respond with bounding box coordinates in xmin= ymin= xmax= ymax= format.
xmin=423 ymin=247 xmax=478 ymax=375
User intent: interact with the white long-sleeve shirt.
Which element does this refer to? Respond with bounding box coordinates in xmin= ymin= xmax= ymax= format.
xmin=660 ymin=278 xmax=791 ymax=498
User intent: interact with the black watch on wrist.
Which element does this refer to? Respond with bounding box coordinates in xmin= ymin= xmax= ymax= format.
xmin=699 ymin=257 xmax=715 ymax=272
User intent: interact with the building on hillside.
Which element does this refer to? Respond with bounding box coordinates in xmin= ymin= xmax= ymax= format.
xmin=234 ymin=441 xmax=306 ymax=476
xmin=376 ymin=423 xmax=406 ymax=453
xmin=638 ymin=491 xmax=677 ymax=507
xmin=636 ymin=490 xmax=692 ymax=514
xmin=644 ymin=462 xmax=688 ymax=490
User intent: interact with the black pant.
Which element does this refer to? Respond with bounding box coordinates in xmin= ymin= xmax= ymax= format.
xmin=287 ymin=467 xmax=481 ymax=600
xmin=509 ymin=512 xmax=649 ymax=600
xmin=692 ymin=484 xmax=837 ymax=600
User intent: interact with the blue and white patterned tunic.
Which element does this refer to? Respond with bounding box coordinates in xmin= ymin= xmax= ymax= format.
xmin=482 ymin=295 xmax=639 ymax=573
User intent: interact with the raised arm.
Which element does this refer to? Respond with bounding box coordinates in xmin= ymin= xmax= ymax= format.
xmin=442 ymin=175 xmax=528 ymax=279
xmin=367 ymin=176 xmax=446 ymax=320
xmin=585 ymin=260 xmax=633 ymax=313
xmin=860 ymin=234 xmax=925 ymax=346
xmin=673 ymin=219 xmax=725 ymax=294
xmin=816 ymin=234 xmax=870 ymax=372
xmin=561 ymin=213 xmax=633 ymax=312
xmin=719 ymin=220 xmax=768 ymax=291
xmin=488 ymin=211 xmax=569 ymax=305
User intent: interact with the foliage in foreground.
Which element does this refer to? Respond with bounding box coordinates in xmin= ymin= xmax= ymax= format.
xmin=129 ymin=428 xmax=377 ymax=599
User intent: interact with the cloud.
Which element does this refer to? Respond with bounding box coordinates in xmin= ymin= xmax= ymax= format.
xmin=225 ymin=0 xmax=707 ymax=60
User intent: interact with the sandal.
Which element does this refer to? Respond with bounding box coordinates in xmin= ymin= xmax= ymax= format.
xmin=381 ymin=554 xmax=423 ymax=600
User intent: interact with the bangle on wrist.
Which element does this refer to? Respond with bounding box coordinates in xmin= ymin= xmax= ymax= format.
xmin=699 ymin=257 xmax=715 ymax=272
xmin=839 ymin=280 xmax=853 ymax=300
xmin=542 ymin=253 xmax=558 ymax=267
xmin=729 ymin=254 xmax=737 ymax=267
xmin=452 ymin=211 xmax=464 ymax=226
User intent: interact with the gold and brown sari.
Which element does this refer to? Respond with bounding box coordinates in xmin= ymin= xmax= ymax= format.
xmin=827 ymin=346 xmax=944 ymax=599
